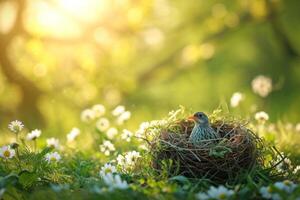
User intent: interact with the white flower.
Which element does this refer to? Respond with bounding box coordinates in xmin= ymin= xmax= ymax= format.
xmin=285 ymin=123 xmax=293 ymax=131
xmin=112 ymin=105 xmax=125 ymax=116
xmin=251 ymin=75 xmax=272 ymax=97
xmin=230 ymin=92 xmax=244 ymax=107
xmin=46 ymin=138 xmax=60 ymax=149
xmin=117 ymin=111 xmax=131 ymax=125
xmin=135 ymin=122 xmax=150 ymax=138
xmin=195 ymin=192 xmax=209 ymax=200
xmin=259 ymin=186 xmax=281 ymax=200
xmin=106 ymin=127 xmax=118 ymax=140
xmin=125 ymin=151 xmax=140 ymax=166
xmin=102 ymin=173 xmax=129 ymax=191
xmin=274 ymin=180 xmax=297 ymax=193
xmin=116 ymin=151 xmax=141 ymax=171
xmin=121 ymin=129 xmax=133 ymax=142
xmin=99 ymin=163 xmax=117 ymax=177
xmin=0 ymin=145 xmax=15 ymax=159
xmin=45 ymin=152 xmax=61 ymax=163
xmin=255 ymin=111 xmax=269 ymax=123
xmin=26 ymin=129 xmax=42 ymax=140
xmin=8 ymin=120 xmax=24 ymax=133
xmin=196 ymin=185 xmax=234 ymax=200
xmin=81 ymin=109 xmax=96 ymax=122
xmin=295 ymin=123 xmax=300 ymax=132
xmin=100 ymin=140 xmax=115 ymax=156
xmin=275 ymin=154 xmax=292 ymax=174
xmin=116 ymin=154 xmax=125 ymax=166
xmin=92 ymin=104 xmax=106 ymax=118
xmin=67 ymin=128 xmax=80 ymax=142
xmin=207 ymin=185 xmax=234 ymax=200
xmin=96 ymin=118 xmax=110 ymax=132
xmin=293 ymin=166 xmax=300 ymax=174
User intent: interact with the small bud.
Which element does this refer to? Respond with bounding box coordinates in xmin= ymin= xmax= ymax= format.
xmin=10 ymin=143 xmax=19 ymax=149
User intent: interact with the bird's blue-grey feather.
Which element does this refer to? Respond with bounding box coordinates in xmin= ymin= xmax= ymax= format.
xmin=189 ymin=124 xmax=219 ymax=145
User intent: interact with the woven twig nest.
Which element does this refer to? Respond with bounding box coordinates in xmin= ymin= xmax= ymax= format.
xmin=149 ymin=117 xmax=265 ymax=182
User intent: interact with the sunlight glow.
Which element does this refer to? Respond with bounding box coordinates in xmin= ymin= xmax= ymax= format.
xmin=57 ymin=0 xmax=109 ymax=22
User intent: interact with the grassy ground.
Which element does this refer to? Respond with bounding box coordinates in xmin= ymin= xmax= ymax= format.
xmin=0 ymin=107 xmax=300 ymax=200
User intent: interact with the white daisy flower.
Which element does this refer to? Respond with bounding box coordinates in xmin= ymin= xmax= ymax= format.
xmin=100 ymin=140 xmax=115 ymax=156
xmin=275 ymin=154 xmax=292 ymax=174
xmin=106 ymin=127 xmax=118 ymax=140
xmin=293 ymin=166 xmax=300 ymax=174
xmin=295 ymin=123 xmax=300 ymax=133
xmin=46 ymin=138 xmax=60 ymax=149
xmin=116 ymin=151 xmax=141 ymax=172
xmin=99 ymin=163 xmax=117 ymax=177
xmin=274 ymin=180 xmax=297 ymax=193
xmin=45 ymin=152 xmax=61 ymax=163
xmin=0 ymin=145 xmax=15 ymax=159
xmin=255 ymin=111 xmax=269 ymax=123
xmin=96 ymin=118 xmax=110 ymax=132
xmin=196 ymin=185 xmax=234 ymax=200
xmin=207 ymin=185 xmax=234 ymax=200
xmin=102 ymin=173 xmax=129 ymax=191
xmin=67 ymin=128 xmax=80 ymax=142
xmin=135 ymin=122 xmax=150 ymax=138
xmin=195 ymin=192 xmax=209 ymax=200
xmin=259 ymin=186 xmax=281 ymax=200
xmin=26 ymin=129 xmax=42 ymax=140
xmin=121 ymin=129 xmax=133 ymax=142
xmin=116 ymin=154 xmax=125 ymax=166
xmin=8 ymin=120 xmax=24 ymax=133
xmin=251 ymin=75 xmax=272 ymax=97
xmin=230 ymin=92 xmax=244 ymax=107
xmin=117 ymin=111 xmax=131 ymax=125
xmin=125 ymin=151 xmax=140 ymax=166
xmin=285 ymin=123 xmax=293 ymax=131
xmin=92 ymin=104 xmax=106 ymax=118
xmin=81 ymin=109 xmax=96 ymax=122
xmin=112 ymin=105 xmax=125 ymax=116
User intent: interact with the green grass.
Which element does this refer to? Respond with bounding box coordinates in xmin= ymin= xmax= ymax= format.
xmin=0 ymin=107 xmax=300 ymax=200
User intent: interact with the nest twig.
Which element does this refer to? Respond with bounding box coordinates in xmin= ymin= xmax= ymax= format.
xmin=149 ymin=119 xmax=266 ymax=183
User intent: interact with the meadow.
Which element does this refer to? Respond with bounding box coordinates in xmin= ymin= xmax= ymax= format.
xmin=1 ymin=0 xmax=300 ymax=199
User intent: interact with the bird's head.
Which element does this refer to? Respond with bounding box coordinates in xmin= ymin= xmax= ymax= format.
xmin=188 ymin=112 xmax=209 ymax=126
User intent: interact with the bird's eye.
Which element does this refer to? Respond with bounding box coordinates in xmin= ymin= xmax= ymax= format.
xmin=199 ymin=114 xmax=202 ymax=117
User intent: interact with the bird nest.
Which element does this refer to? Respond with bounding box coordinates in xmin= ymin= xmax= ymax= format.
xmin=147 ymin=114 xmax=266 ymax=183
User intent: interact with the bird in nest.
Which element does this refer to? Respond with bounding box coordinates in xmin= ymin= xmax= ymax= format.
xmin=188 ymin=112 xmax=220 ymax=145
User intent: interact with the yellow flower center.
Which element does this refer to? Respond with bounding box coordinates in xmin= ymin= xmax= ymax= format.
xmin=50 ymin=157 xmax=57 ymax=162
xmin=267 ymin=187 xmax=273 ymax=193
xmin=3 ymin=150 xmax=10 ymax=158
xmin=218 ymin=193 xmax=227 ymax=199
xmin=283 ymin=180 xmax=291 ymax=186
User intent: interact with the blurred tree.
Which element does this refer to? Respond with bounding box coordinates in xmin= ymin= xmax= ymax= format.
xmin=0 ymin=0 xmax=300 ymax=129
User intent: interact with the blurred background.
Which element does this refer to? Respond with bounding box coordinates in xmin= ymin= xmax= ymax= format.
xmin=0 ymin=0 xmax=300 ymax=134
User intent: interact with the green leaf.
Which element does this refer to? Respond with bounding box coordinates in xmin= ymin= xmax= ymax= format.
xmin=209 ymin=145 xmax=232 ymax=158
xmin=169 ymin=175 xmax=190 ymax=185
xmin=18 ymin=171 xmax=38 ymax=189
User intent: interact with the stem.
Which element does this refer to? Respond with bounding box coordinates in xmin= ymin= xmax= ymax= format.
xmin=34 ymin=140 xmax=37 ymax=152
xmin=15 ymin=133 xmax=19 ymax=143
xmin=15 ymin=148 xmax=22 ymax=170
xmin=4 ymin=159 xmax=9 ymax=171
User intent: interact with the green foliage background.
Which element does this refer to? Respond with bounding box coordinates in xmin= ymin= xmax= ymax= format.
xmin=0 ymin=0 xmax=300 ymax=132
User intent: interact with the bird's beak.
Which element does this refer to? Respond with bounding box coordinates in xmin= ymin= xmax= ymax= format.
xmin=188 ymin=116 xmax=196 ymax=121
